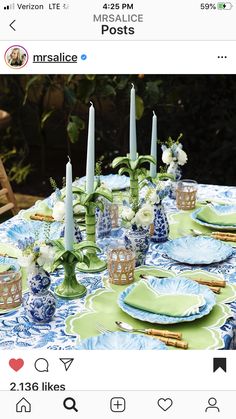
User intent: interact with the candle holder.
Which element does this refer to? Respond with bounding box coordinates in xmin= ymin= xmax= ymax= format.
xmin=52 ymin=239 xmax=100 ymax=298
xmin=112 ymin=154 xmax=155 ymax=209
xmin=138 ymin=169 xmax=174 ymax=186
xmin=73 ymin=180 xmax=113 ymax=272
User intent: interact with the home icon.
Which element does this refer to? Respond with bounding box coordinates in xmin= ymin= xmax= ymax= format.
xmin=16 ymin=397 xmax=31 ymax=413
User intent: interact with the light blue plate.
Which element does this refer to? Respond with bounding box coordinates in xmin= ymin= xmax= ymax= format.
xmin=76 ymin=331 xmax=167 ymax=350
xmin=0 ymin=256 xmax=20 ymax=271
xmin=6 ymin=219 xmax=63 ymax=245
xmin=160 ymin=236 xmax=233 ymax=265
xmin=75 ymin=174 xmax=130 ymax=191
xmin=192 ymin=205 xmax=236 ymax=231
xmin=118 ymin=276 xmax=216 ymax=324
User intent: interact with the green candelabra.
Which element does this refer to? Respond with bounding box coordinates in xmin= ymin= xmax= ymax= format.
xmin=112 ymin=154 xmax=155 ymax=210
xmin=52 ymin=239 xmax=100 ymax=298
xmin=140 ymin=170 xmax=175 ymax=188
xmin=73 ymin=179 xmax=113 ymax=272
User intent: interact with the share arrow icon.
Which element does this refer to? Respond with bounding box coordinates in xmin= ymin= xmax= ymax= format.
xmin=59 ymin=358 xmax=74 ymax=371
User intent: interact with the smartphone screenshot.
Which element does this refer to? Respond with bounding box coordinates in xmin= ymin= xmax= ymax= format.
xmin=0 ymin=0 xmax=235 ymax=417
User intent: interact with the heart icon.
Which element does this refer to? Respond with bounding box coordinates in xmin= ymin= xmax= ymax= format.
xmin=157 ymin=398 xmax=173 ymax=411
xmin=9 ymin=358 xmax=24 ymax=372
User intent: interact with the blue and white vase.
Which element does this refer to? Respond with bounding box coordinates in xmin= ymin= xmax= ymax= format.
xmin=151 ymin=203 xmax=169 ymax=243
xmin=60 ymin=222 xmax=82 ymax=243
xmin=124 ymin=225 xmax=150 ymax=267
xmin=96 ymin=201 xmax=112 ymax=239
xmin=23 ymin=266 xmax=56 ymax=323
xmin=167 ymin=162 xmax=182 ymax=199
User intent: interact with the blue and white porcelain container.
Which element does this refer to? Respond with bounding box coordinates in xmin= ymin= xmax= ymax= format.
xmin=151 ymin=203 xmax=169 ymax=243
xmin=60 ymin=222 xmax=82 ymax=243
xmin=96 ymin=201 xmax=112 ymax=239
xmin=167 ymin=162 xmax=182 ymax=199
xmin=124 ymin=225 xmax=150 ymax=267
xmin=23 ymin=267 xmax=56 ymax=323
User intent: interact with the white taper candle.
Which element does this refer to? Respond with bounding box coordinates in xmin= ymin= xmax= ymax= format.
xmin=64 ymin=156 xmax=74 ymax=251
xmin=86 ymin=102 xmax=95 ymax=194
xmin=150 ymin=111 xmax=157 ymax=178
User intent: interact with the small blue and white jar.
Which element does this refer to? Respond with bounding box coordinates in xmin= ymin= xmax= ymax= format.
xmin=23 ymin=266 xmax=56 ymax=323
xmin=124 ymin=225 xmax=150 ymax=267
xmin=96 ymin=201 xmax=112 ymax=239
xmin=151 ymin=203 xmax=169 ymax=243
xmin=167 ymin=162 xmax=182 ymax=199
xmin=60 ymin=222 xmax=82 ymax=243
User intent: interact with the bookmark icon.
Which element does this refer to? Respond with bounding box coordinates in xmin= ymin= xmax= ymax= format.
xmin=213 ymin=358 xmax=227 ymax=373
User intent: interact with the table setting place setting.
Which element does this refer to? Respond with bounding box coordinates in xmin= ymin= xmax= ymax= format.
xmin=1 ymin=85 xmax=236 ymax=351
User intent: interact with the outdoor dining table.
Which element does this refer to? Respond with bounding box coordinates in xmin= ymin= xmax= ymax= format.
xmin=0 ymin=182 xmax=236 ymax=350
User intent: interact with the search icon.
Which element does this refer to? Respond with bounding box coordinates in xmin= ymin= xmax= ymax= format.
xmin=63 ymin=397 xmax=78 ymax=412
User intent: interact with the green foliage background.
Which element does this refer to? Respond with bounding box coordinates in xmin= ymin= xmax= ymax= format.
xmin=0 ymin=74 xmax=235 ymax=193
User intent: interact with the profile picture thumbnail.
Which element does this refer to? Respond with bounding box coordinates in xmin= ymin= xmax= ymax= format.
xmin=4 ymin=45 xmax=28 ymax=69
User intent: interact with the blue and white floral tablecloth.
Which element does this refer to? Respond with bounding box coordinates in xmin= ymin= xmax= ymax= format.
xmin=0 ymin=183 xmax=236 ymax=349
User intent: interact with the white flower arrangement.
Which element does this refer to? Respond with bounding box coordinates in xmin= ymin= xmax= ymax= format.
xmin=148 ymin=189 xmax=161 ymax=205
xmin=17 ymin=237 xmax=55 ymax=274
xmin=50 ymin=178 xmax=85 ymax=222
xmin=133 ymin=204 xmax=154 ymax=228
xmin=145 ymin=180 xmax=171 ymax=208
xmin=161 ymin=134 xmax=188 ymax=168
xmin=162 ymin=148 xmax=173 ymax=165
xmin=121 ymin=179 xmax=172 ymax=230
xmin=73 ymin=202 xmax=84 ymax=215
xmin=52 ymin=201 xmax=65 ymax=221
xmin=52 ymin=199 xmax=85 ymax=222
xmin=121 ymin=202 xmax=154 ymax=229
xmin=121 ymin=207 xmax=135 ymax=222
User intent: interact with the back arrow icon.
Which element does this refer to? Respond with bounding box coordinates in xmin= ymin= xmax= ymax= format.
xmin=9 ymin=20 xmax=16 ymax=31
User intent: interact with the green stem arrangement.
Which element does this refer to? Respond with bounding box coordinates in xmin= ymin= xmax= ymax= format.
xmin=85 ymin=206 xmax=96 ymax=243
xmin=56 ymin=257 xmax=86 ymax=299
xmin=112 ymin=154 xmax=155 ymax=210
xmin=51 ymin=239 xmax=100 ymax=298
xmin=73 ymin=180 xmax=113 ymax=272
xmin=129 ymin=171 xmax=139 ymax=210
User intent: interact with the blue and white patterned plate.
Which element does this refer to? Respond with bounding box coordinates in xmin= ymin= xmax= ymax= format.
xmin=76 ymin=331 xmax=167 ymax=350
xmin=118 ymin=277 xmax=216 ymax=324
xmin=75 ymin=174 xmax=130 ymax=191
xmin=6 ymin=219 xmax=63 ymax=245
xmin=192 ymin=205 xmax=236 ymax=231
xmin=160 ymin=236 xmax=233 ymax=265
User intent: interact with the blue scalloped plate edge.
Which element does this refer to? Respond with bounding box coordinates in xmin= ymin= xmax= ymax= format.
xmin=118 ymin=276 xmax=216 ymax=324
xmin=160 ymin=236 xmax=234 ymax=265
xmin=75 ymin=174 xmax=130 ymax=191
xmin=76 ymin=331 xmax=168 ymax=350
xmin=192 ymin=208 xmax=236 ymax=231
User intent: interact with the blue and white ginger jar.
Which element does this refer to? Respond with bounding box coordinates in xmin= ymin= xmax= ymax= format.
xmin=23 ymin=267 xmax=56 ymax=323
xmin=151 ymin=203 xmax=169 ymax=243
xmin=96 ymin=201 xmax=112 ymax=239
xmin=167 ymin=162 xmax=182 ymax=199
xmin=124 ymin=225 xmax=150 ymax=267
xmin=60 ymin=222 xmax=82 ymax=243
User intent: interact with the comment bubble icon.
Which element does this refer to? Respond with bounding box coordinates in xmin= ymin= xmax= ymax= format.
xmin=34 ymin=358 xmax=49 ymax=373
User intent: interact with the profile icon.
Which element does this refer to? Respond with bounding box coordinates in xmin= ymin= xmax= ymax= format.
xmin=4 ymin=45 xmax=28 ymax=69
xmin=205 ymin=397 xmax=220 ymax=413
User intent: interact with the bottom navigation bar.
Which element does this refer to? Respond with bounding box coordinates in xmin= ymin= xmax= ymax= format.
xmin=1 ymin=390 xmax=235 ymax=418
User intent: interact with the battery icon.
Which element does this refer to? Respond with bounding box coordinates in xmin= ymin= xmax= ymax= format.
xmin=217 ymin=2 xmax=233 ymax=9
